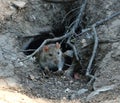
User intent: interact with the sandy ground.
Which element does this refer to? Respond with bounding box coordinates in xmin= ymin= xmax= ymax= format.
xmin=0 ymin=0 xmax=120 ymax=103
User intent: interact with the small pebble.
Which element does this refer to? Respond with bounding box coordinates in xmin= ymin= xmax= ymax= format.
xmin=29 ymin=74 xmax=35 ymax=80
xmin=11 ymin=1 xmax=26 ymax=9
xmin=64 ymin=88 xmax=71 ymax=93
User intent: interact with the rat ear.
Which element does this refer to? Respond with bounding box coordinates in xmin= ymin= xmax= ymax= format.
xmin=43 ymin=45 xmax=49 ymax=52
xmin=56 ymin=42 xmax=61 ymax=49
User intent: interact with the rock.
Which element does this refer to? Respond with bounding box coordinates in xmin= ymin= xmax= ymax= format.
xmin=29 ymin=74 xmax=35 ymax=80
xmin=64 ymin=50 xmax=73 ymax=58
xmin=64 ymin=88 xmax=71 ymax=93
xmin=11 ymin=1 xmax=27 ymax=9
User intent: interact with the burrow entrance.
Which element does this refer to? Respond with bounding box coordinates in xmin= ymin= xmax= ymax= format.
xmin=18 ymin=0 xmax=96 ymax=100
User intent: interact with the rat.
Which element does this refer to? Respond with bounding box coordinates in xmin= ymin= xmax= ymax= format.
xmin=37 ymin=42 xmax=64 ymax=72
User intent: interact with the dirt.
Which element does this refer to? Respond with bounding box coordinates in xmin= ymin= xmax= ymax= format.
xmin=0 ymin=0 xmax=120 ymax=103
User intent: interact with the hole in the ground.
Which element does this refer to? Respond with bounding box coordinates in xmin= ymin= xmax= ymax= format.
xmin=22 ymin=24 xmax=73 ymax=72
xmin=22 ymin=24 xmax=68 ymax=55
xmin=21 ymin=12 xmax=92 ymax=79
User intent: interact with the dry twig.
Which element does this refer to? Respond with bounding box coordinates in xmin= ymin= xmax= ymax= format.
xmin=21 ymin=32 xmax=71 ymax=61
xmin=66 ymin=0 xmax=88 ymax=61
xmin=80 ymin=11 xmax=120 ymax=35
xmin=62 ymin=7 xmax=80 ymax=24
xmin=70 ymin=0 xmax=87 ymax=32
xmin=86 ymin=25 xmax=98 ymax=77
xmin=67 ymin=37 xmax=79 ymax=60
xmin=85 ymin=11 xmax=120 ymax=80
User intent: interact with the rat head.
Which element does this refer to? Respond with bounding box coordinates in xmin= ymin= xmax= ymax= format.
xmin=42 ymin=42 xmax=64 ymax=71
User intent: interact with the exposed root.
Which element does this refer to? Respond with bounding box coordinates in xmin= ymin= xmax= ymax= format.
xmin=85 ymin=25 xmax=98 ymax=80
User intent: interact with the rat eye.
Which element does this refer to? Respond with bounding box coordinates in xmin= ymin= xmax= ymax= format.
xmin=49 ymin=53 xmax=53 ymax=56
xmin=57 ymin=51 xmax=60 ymax=55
